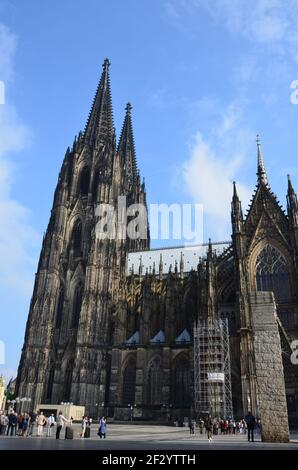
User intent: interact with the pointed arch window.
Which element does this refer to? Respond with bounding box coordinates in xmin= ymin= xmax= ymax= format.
xmin=71 ymin=220 xmax=82 ymax=256
xmin=122 ymin=359 xmax=136 ymax=405
xmin=71 ymin=282 xmax=84 ymax=328
xmin=148 ymin=357 xmax=162 ymax=405
xmin=63 ymin=361 xmax=73 ymax=402
xmin=92 ymin=169 xmax=100 ymax=202
xmin=55 ymin=287 xmax=64 ymax=329
xmin=46 ymin=368 xmax=55 ymax=402
xmin=78 ymin=166 xmax=90 ymax=196
xmin=255 ymin=244 xmax=291 ymax=302
xmin=173 ymin=356 xmax=190 ymax=406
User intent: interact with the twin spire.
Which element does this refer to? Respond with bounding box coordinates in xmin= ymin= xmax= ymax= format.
xmin=84 ymin=58 xmax=114 ymax=145
xmin=83 ymin=58 xmax=139 ymax=185
xmin=118 ymin=102 xmax=138 ymax=187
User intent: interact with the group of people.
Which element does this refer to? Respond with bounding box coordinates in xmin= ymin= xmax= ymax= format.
xmin=80 ymin=416 xmax=93 ymax=437
xmin=0 ymin=409 xmax=108 ymax=440
xmin=189 ymin=411 xmax=260 ymax=442
xmin=79 ymin=416 xmax=107 ymax=439
xmin=0 ymin=409 xmax=71 ymax=439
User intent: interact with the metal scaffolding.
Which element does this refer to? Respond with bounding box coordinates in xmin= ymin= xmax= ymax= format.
xmin=193 ymin=318 xmax=233 ymax=418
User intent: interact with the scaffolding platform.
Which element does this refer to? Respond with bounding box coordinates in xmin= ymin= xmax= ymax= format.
xmin=193 ymin=318 xmax=233 ymax=418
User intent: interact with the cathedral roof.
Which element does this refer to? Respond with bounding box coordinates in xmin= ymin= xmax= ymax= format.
xmin=127 ymin=241 xmax=230 ymax=276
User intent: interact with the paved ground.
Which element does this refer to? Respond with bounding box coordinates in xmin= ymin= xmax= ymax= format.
xmin=1 ymin=424 xmax=298 ymax=450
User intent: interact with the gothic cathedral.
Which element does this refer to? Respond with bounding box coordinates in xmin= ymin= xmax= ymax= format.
xmin=16 ymin=59 xmax=298 ymax=431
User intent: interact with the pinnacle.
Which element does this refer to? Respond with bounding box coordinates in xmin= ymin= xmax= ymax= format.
xmin=103 ymin=58 xmax=111 ymax=69
xmin=83 ymin=58 xmax=114 ymax=144
xmin=125 ymin=102 xmax=132 ymax=114
xmin=256 ymin=134 xmax=269 ymax=187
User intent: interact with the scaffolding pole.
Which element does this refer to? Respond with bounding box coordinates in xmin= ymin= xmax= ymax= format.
xmin=194 ymin=318 xmax=233 ymax=419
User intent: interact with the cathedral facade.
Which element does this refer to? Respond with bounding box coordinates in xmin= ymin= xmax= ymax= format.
xmin=16 ymin=59 xmax=298 ymax=428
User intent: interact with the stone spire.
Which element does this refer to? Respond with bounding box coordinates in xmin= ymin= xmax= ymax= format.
xmin=256 ymin=135 xmax=269 ymax=187
xmin=287 ymin=174 xmax=298 ymax=225
xmin=231 ymin=181 xmax=243 ymax=233
xmin=118 ymin=102 xmax=137 ymax=189
xmin=179 ymin=251 xmax=184 ymax=279
xmin=159 ymin=253 xmax=163 ymax=280
xmin=206 ymin=238 xmax=216 ymax=320
xmin=84 ymin=58 xmax=114 ymax=146
xmin=287 ymin=174 xmax=298 ymax=209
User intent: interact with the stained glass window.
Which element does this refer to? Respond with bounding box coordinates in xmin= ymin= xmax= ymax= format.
xmin=46 ymin=368 xmax=54 ymax=401
xmin=55 ymin=288 xmax=64 ymax=329
xmin=63 ymin=362 xmax=73 ymax=401
xmin=122 ymin=360 xmax=136 ymax=405
xmin=78 ymin=166 xmax=90 ymax=196
xmin=72 ymin=220 xmax=82 ymax=256
xmin=255 ymin=244 xmax=290 ymax=302
xmin=173 ymin=358 xmax=190 ymax=406
xmin=148 ymin=357 xmax=162 ymax=405
xmin=71 ymin=282 xmax=84 ymax=328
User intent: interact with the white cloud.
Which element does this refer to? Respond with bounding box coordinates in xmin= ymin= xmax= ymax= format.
xmin=0 ymin=24 xmax=17 ymax=82
xmin=182 ymin=103 xmax=252 ymax=240
xmin=165 ymin=0 xmax=298 ymax=61
xmin=196 ymin=0 xmax=298 ymax=56
xmin=0 ymin=24 xmax=40 ymax=296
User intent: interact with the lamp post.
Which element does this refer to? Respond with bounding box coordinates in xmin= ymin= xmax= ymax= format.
xmin=128 ymin=404 xmax=135 ymax=422
xmin=15 ymin=397 xmax=20 ymax=413
xmin=20 ymin=397 xmax=26 ymax=414
xmin=162 ymin=403 xmax=172 ymax=422
xmin=18 ymin=397 xmax=32 ymax=414
xmin=10 ymin=399 xmax=16 ymax=412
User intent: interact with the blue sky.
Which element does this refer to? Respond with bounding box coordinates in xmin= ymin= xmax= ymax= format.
xmin=1 ymin=0 xmax=298 ymax=381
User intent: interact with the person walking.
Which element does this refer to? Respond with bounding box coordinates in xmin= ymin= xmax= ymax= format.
xmin=37 ymin=412 xmax=47 ymax=437
xmin=55 ymin=411 xmax=68 ymax=439
xmin=80 ymin=416 xmax=88 ymax=438
xmin=204 ymin=414 xmax=213 ymax=442
xmin=47 ymin=414 xmax=55 ymax=437
xmin=188 ymin=417 xmax=194 ymax=435
xmin=28 ymin=410 xmax=37 ymax=436
xmin=198 ymin=418 xmax=204 ymax=435
xmin=84 ymin=417 xmax=92 ymax=438
xmin=245 ymin=411 xmax=256 ymax=442
xmin=98 ymin=416 xmax=107 ymax=439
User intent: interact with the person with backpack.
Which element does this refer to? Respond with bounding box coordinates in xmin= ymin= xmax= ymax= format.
xmin=245 ymin=411 xmax=256 ymax=442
